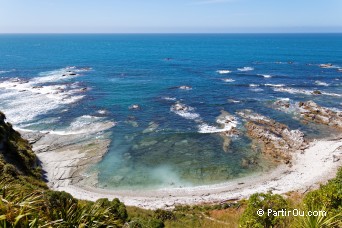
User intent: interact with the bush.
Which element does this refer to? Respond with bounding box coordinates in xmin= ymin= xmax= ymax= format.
xmin=44 ymin=190 xmax=78 ymax=209
xmin=128 ymin=217 xmax=164 ymax=228
xmin=154 ymin=209 xmax=175 ymax=222
xmin=43 ymin=190 xmax=79 ymax=223
xmin=3 ymin=164 xmax=18 ymax=177
xmin=95 ymin=198 xmax=128 ymax=221
xmin=239 ymin=193 xmax=289 ymax=228
xmin=303 ymin=167 xmax=341 ymax=213
xmin=295 ymin=167 xmax=342 ymax=227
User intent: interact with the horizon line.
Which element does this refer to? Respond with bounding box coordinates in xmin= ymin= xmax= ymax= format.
xmin=1 ymin=32 xmax=342 ymax=35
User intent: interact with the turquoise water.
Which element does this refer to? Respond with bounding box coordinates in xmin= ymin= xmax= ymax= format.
xmin=0 ymin=34 xmax=341 ymax=189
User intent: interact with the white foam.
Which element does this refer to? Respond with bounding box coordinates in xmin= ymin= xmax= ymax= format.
xmin=176 ymin=112 xmax=200 ymax=120
xmin=250 ymin=88 xmax=264 ymax=92
xmin=170 ymin=101 xmax=239 ymax=135
xmin=0 ymin=67 xmax=88 ymax=125
xmin=274 ymin=87 xmax=313 ymax=95
xmin=198 ymin=124 xmax=223 ymax=133
xmin=322 ymin=92 xmax=342 ymax=97
xmin=274 ymin=87 xmax=342 ymax=97
xmin=315 ymin=81 xmax=330 ymax=86
xmin=222 ymin=78 xmax=235 ymax=82
xmin=227 ymin=99 xmax=240 ymax=103
xmin=97 ymin=110 xmax=108 ymax=115
xmin=259 ymin=74 xmax=272 ymax=78
xmin=33 ymin=67 xmax=90 ymax=83
xmin=178 ymin=85 xmax=192 ymax=90
xmin=217 ymin=70 xmax=231 ymax=74
xmin=170 ymin=103 xmax=200 ymax=120
xmin=249 ymin=84 xmax=259 ymax=87
xmin=264 ymin=84 xmax=285 ymax=87
xmin=162 ymin=96 xmax=177 ymax=101
xmin=238 ymin=67 xmax=254 ymax=72
xmin=0 ymin=70 xmax=14 ymax=74
xmin=43 ymin=115 xmax=115 ymax=135
xmin=199 ymin=115 xmax=238 ymax=134
xmin=319 ymin=63 xmax=340 ymax=69
xmin=237 ymin=110 xmax=270 ymax=122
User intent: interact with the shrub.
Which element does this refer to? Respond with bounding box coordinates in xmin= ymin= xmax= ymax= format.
xmin=43 ymin=190 xmax=79 ymax=223
xmin=3 ymin=164 xmax=18 ymax=177
xmin=239 ymin=193 xmax=289 ymax=228
xmin=154 ymin=209 xmax=175 ymax=222
xmin=44 ymin=190 xmax=78 ymax=209
xmin=128 ymin=217 xmax=164 ymax=228
xmin=295 ymin=167 xmax=342 ymax=227
xmin=95 ymin=198 xmax=128 ymax=221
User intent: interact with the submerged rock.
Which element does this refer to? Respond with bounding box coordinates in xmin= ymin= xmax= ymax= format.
xmin=241 ymin=157 xmax=257 ymax=169
xmin=237 ymin=110 xmax=307 ymax=164
xmin=142 ymin=122 xmax=159 ymax=134
xmin=273 ymin=98 xmax=291 ymax=110
xmin=126 ymin=120 xmax=139 ymax=128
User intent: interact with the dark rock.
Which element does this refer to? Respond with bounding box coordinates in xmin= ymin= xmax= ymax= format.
xmin=333 ymin=155 xmax=340 ymax=163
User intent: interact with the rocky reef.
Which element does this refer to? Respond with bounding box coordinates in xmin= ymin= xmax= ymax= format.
xmin=273 ymin=99 xmax=342 ymax=130
xmin=237 ymin=110 xmax=307 ymax=164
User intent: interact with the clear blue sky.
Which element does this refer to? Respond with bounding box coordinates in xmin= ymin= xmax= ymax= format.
xmin=0 ymin=0 xmax=341 ymax=33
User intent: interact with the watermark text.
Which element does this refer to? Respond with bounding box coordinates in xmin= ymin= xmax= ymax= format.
xmin=257 ymin=209 xmax=327 ymax=217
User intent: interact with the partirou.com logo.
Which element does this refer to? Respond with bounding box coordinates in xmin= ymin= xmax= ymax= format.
xmin=257 ymin=209 xmax=327 ymax=217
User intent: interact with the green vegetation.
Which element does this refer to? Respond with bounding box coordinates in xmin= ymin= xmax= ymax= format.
xmin=239 ymin=193 xmax=290 ymax=228
xmin=0 ymin=111 xmax=341 ymax=227
xmin=293 ymin=167 xmax=342 ymax=228
xmin=239 ymin=168 xmax=342 ymax=228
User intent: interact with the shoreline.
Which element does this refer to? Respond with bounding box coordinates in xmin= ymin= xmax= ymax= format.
xmin=22 ymin=129 xmax=342 ymax=209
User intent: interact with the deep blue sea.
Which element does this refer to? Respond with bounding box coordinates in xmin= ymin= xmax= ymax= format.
xmin=0 ymin=34 xmax=341 ymax=189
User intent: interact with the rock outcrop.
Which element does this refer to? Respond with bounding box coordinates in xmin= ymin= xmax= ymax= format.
xmin=21 ymin=131 xmax=111 ymax=189
xmin=273 ymin=99 xmax=342 ymax=130
xmin=237 ymin=110 xmax=307 ymax=164
xmin=298 ymin=101 xmax=342 ymax=129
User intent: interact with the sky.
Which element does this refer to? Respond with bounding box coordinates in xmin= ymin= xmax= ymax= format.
xmin=0 ymin=0 xmax=341 ymax=33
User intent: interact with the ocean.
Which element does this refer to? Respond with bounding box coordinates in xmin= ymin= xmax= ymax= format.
xmin=0 ymin=34 xmax=341 ymax=189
